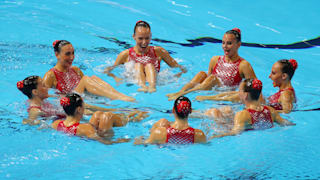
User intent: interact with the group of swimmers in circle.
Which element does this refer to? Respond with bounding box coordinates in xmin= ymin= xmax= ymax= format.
xmin=17 ymin=20 xmax=297 ymax=145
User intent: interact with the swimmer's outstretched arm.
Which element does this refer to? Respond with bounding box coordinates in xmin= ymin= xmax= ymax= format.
xmin=276 ymin=91 xmax=295 ymax=114
xmin=104 ymin=49 xmax=129 ymax=83
xmin=196 ymin=91 xmax=240 ymax=102
xmin=156 ymin=47 xmax=187 ymax=77
xmin=269 ymin=107 xmax=295 ymax=126
xmin=134 ymin=127 xmax=167 ymax=145
xmin=84 ymin=103 xmax=117 ymax=115
xmin=209 ymin=111 xmax=246 ymax=140
xmin=22 ymin=108 xmax=44 ymax=125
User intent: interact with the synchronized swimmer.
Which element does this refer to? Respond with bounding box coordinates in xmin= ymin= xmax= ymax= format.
xmin=104 ymin=20 xmax=186 ymax=93
xmin=17 ymin=21 xmax=298 ymax=145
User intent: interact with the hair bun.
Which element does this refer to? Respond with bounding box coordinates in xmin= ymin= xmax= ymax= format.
xmin=289 ymin=59 xmax=298 ymax=70
xmin=177 ymin=101 xmax=191 ymax=114
xmin=232 ymin=28 xmax=241 ymax=35
xmin=60 ymin=97 xmax=71 ymax=107
xmin=17 ymin=80 xmax=24 ymax=89
xmin=52 ymin=40 xmax=60 ymax=48
xmin=252 ymin=79 xmax=262 ymax=90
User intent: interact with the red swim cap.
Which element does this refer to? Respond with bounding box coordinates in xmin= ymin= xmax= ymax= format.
xmin=17 ymin=80 xmax=24 ymax=89
xmin=52 ymin=40 xmax=60 ymax=48
xmin=60 ymin=97 xmax=71 ymax=107
xmin=232 ymin=28 xmax=241 ymax=35
xmin=252 ymin=79 xmax=262 ymax=90
xmin=289 ymin=59 xmax=298 ymax=70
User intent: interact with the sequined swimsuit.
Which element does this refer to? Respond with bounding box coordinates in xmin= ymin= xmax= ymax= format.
xmin=166 ymin=126 xmax=195 ymax=144
xmin=28 ymin=101 xmax=65 ymax=118
xmin=51 ymin=67 xmax=81 ymax=94
xmin=57 ymin=121 xmax=80 ymax=135
xmin=128 ymin=46 xmax=160 ymax=72
xmin=247 ymin=106 xmax=273 ymax=130
xmin=268 ymin=88 xmax=296 ymax=110
xmin=212 ymin=56 xmax=243 ymax=86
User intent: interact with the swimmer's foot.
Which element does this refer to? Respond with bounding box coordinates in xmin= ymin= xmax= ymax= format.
xmin=120 ymin=96 xmax=136 ymax=102
xmin=127 ymin=110 xmax=149 ymax=122
xmin=148 ymin=86 xmax=156 ymax=93
xmin=138 ymin=85 xmax=148 ymax=93
xmin=195 ymin=95 xmax=209 ymax=101
xmin=166 ymin=92 xmax=177 ymax=97
xmin=168 ymin=93 xmax=183 ymax=101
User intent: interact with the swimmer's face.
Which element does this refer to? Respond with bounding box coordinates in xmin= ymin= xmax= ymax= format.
xmin=222 ymin=34 xmax=241 ymax=58
xmin=36 ymin=78 xmax=49 ymax=99
xmin=269 ymin=62 xmax=285 ymax=87
xmin=77 ymin=101 xmax=85 ymax=116
xmin=56 ymin=44 xmax=75 ymax=68
xmin=133 ymin=27 xmax=151 ymax=53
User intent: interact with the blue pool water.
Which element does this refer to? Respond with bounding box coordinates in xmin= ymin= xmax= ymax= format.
xmin=1 ymin=0 xmax=320 ymax=179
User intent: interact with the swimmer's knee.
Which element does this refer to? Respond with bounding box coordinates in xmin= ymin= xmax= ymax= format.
xmin=221 ymin=106 xmax=233 ymax=113
xmin=145 ymin=63 xmax=154 ymax=69
xmin=92 ymin=111 xmax=103 ymax=118
xmin=198 ymin=71 xmax=207 ymax=76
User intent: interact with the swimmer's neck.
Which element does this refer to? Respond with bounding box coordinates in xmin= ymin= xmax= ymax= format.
xmin=225 ymin=54 xmax=240 ymax=62
xmin=245 ymin=100 xmax=263 ymax=110
xmin=64 ymin=115 xmax=81 ymax=125
xmin=134 ymin=46 xmax=149 ymax=55
xmin=171 ymin=117 xmax=189 ymax=130
xmin=279 ymin=81 xmax=292 ymax=90
xmin=54 ymin=63 xmax=70 ymax=72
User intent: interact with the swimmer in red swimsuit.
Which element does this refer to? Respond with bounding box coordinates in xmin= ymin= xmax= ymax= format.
xmin=17 ymin=75 xmax=65 ymax=125
xmin=104 ymin=21 xmax=186 ymax=93
xmin=52 ymin=93 xmax=145 ymax=144
xmin=197 ymin=59 xmax=298 ymax=114
xmin=166 ymin=28 xmax=256 ymax=101
xmin=18 ymin=76 xmax=147 ymax=125
xmin=43 ymin=40 xmax=135 ymax=102
xmin=268 ymin=59 xmax=297 ymax=113
xmin=134 ymin=96 xmax=206 ymax=145
xmin=209 ymin=79 xmax=295 ymax=139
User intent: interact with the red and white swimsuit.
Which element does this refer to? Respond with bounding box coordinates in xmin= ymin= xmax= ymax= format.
xmin=57 ymin=121 xmax=80 ymax=135
xmin=212 ymin=56 xmax=243 ymax=86
xmin=28 ymin=101 xmax=65 ymax=119
xmin=166 ymin=126 xmax=195 ymax=144
xmin=247 ymin=106 xmax=273 ymax=130
xmin=128 ymin=46 xmax=160 ymax=72
xmin=51 ymin=67 xmax=81 ymax=94
xmin=268 ymin=88 xmax=296 ymax=110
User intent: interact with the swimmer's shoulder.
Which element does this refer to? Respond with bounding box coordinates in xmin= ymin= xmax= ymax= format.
xmin=71 ymin=66 xmax=83 ymax=76
xmin=208 ymin=56 xmax=220 ymax=69
xmin=154 ymin=46 xmax=169 ymax=56
xmin=194 ymin=128 xmax=206 ymax=143
xmin=77 ymin=123 xmax=96 ymax=137
xmin=51 ymin=119 xmax=62 ymax=129
xmin=235 ymin=109 xmax=251 ymax=124
xmin=115 ymin=49 xmax=130 ymax=65
xmin=149 ymin=126 xmax=167 ymax=143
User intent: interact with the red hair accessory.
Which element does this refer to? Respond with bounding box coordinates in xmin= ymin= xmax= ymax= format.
xmin=17 ymin=80 xmax=24 ymax=89
xmin=136 ymin=20 xmax=143 ymax=24
xmin=232 ymin=28 xmax=241 ymax=35
xmin=60 ymin=97 xmax=71 ymax=107
xmin=52 ymin=40 xmax=60 ymax=48
xmin=177 ymin=101 xmax=191 ymax=114
xmin=252 ymin=79 xmax=262 ymax=90
xmin=289 ymin=59 xmax=298 ymax=70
